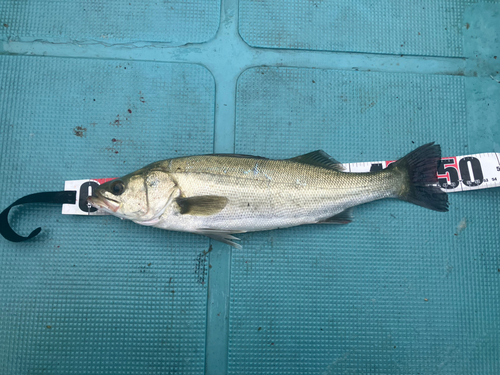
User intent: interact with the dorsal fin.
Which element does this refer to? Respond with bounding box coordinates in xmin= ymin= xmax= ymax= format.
xmin=288 ymin=150 xmax=344 ymax=171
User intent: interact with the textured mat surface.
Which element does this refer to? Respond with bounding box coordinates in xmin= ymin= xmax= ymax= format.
xmin=0 ymin=55 xmax=214 ymax=375
xmin=235 ymin=67 xmax=468 ymax=160
xmin=0 ymin=0 xmax=220 ymax=44
xmin=229 ymin=67 xmax=500 ymax=374
xmin=239 ymin=0 xmax=471 ymax=56
xmin=1 ymin=0 xmax=500 ymax=374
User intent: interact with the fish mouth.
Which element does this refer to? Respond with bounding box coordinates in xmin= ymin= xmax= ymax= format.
xmin=87 ymin=193 xmax=121 ymax=213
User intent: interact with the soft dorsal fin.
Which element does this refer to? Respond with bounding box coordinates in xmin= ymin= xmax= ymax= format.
xmin=289 ymin=150 xmax=344 ymax=171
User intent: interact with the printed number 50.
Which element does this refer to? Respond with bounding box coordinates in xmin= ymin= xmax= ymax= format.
xmin=438 ymin=157 xmax=484 ymax=189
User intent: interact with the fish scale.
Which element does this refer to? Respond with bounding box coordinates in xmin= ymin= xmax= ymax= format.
xmin=176 ymin=158 xmax=389 ymax=208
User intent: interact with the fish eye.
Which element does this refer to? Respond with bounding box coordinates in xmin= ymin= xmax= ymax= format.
xmin=110 ymin=180 xmax=125 ymax=196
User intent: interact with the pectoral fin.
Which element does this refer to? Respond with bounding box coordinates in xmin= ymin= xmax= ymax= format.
xmin=176 ymin=196 xmax=228 ymax=216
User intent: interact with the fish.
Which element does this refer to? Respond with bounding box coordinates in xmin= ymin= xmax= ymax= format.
xmin=88 ymin=142 xmax=448 ymax=248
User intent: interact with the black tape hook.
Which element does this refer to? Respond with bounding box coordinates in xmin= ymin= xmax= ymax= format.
xmin=0 ymin=191 xmax=76 ymax=242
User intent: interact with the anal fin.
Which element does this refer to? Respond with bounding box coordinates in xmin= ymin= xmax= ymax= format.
xmin=317 ymin=208 xmax=353 ymax=224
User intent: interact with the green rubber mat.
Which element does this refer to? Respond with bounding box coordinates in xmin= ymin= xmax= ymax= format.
xmin=1 ymin=1 xmax=499 ymax=374
xmin=0 ymin=0 xmax=220 ymax=44
xmin=240 ymin=0 xmax=466 ymax=56
xmin=231 ymin=67 xmax=499 ymax=374
xmin=0 ymin=56 xmax=214 ymax=374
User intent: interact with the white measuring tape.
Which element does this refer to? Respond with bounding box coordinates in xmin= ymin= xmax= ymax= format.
xmin=347 ymin=152 xmax=500 ymax=192
xmin=62 ymin=152 xmax=500 ymax=216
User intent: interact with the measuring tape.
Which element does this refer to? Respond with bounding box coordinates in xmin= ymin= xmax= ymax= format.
xmin=347 ymin=152 xmax=500 ymax=192
xmin=62 ymin=152 xmax=500 ymax=216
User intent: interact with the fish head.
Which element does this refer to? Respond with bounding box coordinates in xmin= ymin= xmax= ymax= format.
xmin=88 ymin=167 xmax=176 ymax=222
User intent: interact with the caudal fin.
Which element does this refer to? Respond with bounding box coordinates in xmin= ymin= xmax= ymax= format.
xmin=388 ymin=142 xmax=448 ymax=212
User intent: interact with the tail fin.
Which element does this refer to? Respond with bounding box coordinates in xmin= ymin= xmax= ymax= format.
xmin=388 ymin=142 xmax=448 ymax=212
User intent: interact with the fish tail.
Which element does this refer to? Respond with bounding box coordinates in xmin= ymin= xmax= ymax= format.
xmin=388 ymin=142 xmax=448 ymax=212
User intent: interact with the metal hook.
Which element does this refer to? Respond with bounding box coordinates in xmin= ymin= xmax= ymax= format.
xmin=0 ymin=191 xmax=76 ymax=242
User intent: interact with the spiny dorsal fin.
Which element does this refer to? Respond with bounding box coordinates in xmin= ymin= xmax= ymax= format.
xmin=176 ymin=196 xmax=228 ymax=216
xmin=289 ymin=150 xmax=344 ymax=172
